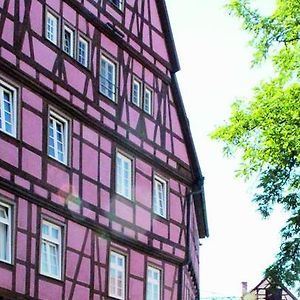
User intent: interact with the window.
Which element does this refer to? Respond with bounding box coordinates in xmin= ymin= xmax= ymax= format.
xmin=132 ymin=79 xmax=141 ymax=107
xmin=40 ymin=220 xmax=62 ymax=280
xmin=77 ymin=36 xmax=89 ymax=67
xmin=0 ymin=80 xmax=17 ymax=137
xmin=147 ymin=266 xmax=161 ymax=300
xmin=144 ymin=87 xmax=152 ymax=115
xmin=109 ymin=251 xmax=126 ymax=299
xmin=116 ymin=152 xmax=132 ymax=200
xmin=109 ymin=0 xmax=123 ymax=10
xmin=63 ymin=24 xmax=75 ymax=57
xmin=45 ymin=9 xmax=90 ymax=68
xmin=0 ymin=202 xmax=12 ymax=264
xmin=153 ymin=176 xmax=167 ymax=218
xmin=48 ymin=111 xmax=69 ymax=165
xmin=46 ymin=11 xmax=58 ymax=45
xmin=100 ymin=55 xmax=117 ymax=101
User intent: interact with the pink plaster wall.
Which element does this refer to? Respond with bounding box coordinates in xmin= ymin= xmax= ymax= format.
xmin=0 ymin=138 xmax=19 ymax=167
xmin=22 ymin=108 xmax=43 ymax=151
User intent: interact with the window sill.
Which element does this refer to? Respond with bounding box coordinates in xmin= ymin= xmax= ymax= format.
xmin=61 ymin=51 xmax=90 ymax=72
xmin=153 ymin=213 xmax=169 ymax=224
xmin=99 ymin=91 xmax=118 ymax=104
xmin=0 ymin=130 xmax=19 ymax=144
xmin=115 ymin=192 xmax=135 ymax=204
xmin=39 ymin=273 xmax=64 ymax=284
xmin=47 ymin=155 xmax=71 ymax=170
xmin=107 ymin=2 xmax=124 ymax=14
xmin=0 ymin=260 xmax=14 ymax=270
xmin=129 ymin=102 xmax=154 ymax=119
xmin=107 ymin=295 xmax=125 ymax=300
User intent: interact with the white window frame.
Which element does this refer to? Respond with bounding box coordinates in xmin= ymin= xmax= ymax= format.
xmin=0 ymin=79 xmax=17 ymax=138
xmin=153 ymin=176 xmax=167 ymax=218
xmin=146 ymin=266 xmax=161 ymax=300
xmin=62 ymin=23 xmax=75 ymax=57
xmin=132 ymin=78 xmax=141 ymax=107
xmin=143 ymin=87 xmax=153 ymax=115
xmin=40 ymin=220 xmax=62 ymax=280
xmin=48 ymin=110 xmax=69 ymax=165
xmin=109 ymin=251 xmax=126 ymax=300
xmin=116 ymin=152 xmax=133 ymax=200
xmin=45 ymin=10 xmax=59 ymax=45
xmin=109 ymin=0 xmax=124 ymax=11
xmin=100 ymin=55 xmax=117 ymax=102
xmin=0 ymin=201 xmax=12 ymax=264
xmin=77 ymin=35 xmax=89 ymax=68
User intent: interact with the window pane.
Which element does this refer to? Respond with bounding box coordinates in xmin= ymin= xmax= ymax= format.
xmin=154 ymin=178 xmax=166 ymax=218
xmin=116 ymin=153 xmax=132 ymax=199
xmin=100 ymin=58 xmax=116 ymax=101
xmin=132 ymin=81 xmax=141 ymax=106
xmin=63 ymin=27 xmax=74 ymax=56
xmin=48 ymin=113 xmax=68 ymax=164
xmin=144 ymin=89 xmax=152 ymax=114
xmin=42 ymin=223 xmax=49 ymax=236
xmin=46 ymin=13 xmax=57 ymax=44
xmin=49 ymin=243 xmax=59 ymax=276
xmin=0 ymin=223 xmax=8 ymax=261
xmin=109 ymin=252 xmax=125 ymax=298
xmin=110 ymin=0 xmax=122 ymax=9
xmin=147 ymin=267 xmax=160 ymax=300
xmin=0 ymin=204 xmax=11 ymax=263
xmin=0 ymin=207 xmax=8 ymax=220
xmin=51 ymin=227 xmax=59 ymax=240
xmin=48 ymin=118 xmax=55 ymax=158
xmin=41 ymin=222 xmax=61 ymax=279
xmin=41 ymin=242 xmax=49 ymax=274
xmin=78 ymin=38 xmax=88 ymax=67
xmin=0 ymin=86 xmax=16 ymax=136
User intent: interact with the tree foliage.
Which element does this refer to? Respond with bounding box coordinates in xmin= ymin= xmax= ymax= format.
xmin=211 ymin=0 xmax=300 ymax=293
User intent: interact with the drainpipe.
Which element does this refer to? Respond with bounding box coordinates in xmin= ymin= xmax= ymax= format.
xmin=177 ymin=180 xmax=204 ymax=300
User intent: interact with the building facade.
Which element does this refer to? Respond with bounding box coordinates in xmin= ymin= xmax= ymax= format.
xmin=0 ymin=0 xmax=208 ymax=299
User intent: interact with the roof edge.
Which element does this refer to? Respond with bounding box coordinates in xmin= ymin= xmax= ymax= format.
xmin=170 ymin=75 xmax=209 ymax=238
xmin=155 ymin=0 xmax=180 ymax=72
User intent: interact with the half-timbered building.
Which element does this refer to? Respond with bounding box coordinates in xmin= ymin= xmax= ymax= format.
xmin=0 ymin=0 xmax=208 ymax=299
xmin=242 ymin=278 xmax=298 ymax=300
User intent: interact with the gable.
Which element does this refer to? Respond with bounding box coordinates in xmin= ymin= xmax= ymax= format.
xmin=101 ymin=0 xmax=180 ymax=72
xmin=250 ymin=278 xmax=298 ymax=300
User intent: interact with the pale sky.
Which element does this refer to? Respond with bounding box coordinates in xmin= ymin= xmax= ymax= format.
xmin=165 ymin=0 xmax=288 ymax=298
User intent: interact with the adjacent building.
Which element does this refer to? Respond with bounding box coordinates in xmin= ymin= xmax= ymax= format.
xmin=242 ymin=278 xmax=298 ymax=300
xmin=0 ymin=0 xmax=208 ymax=299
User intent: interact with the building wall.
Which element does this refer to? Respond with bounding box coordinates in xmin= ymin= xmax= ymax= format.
xmin=0 ymin=189 xmax=180 ymax=299
xmin=0 ymin=0 xmax=202 ymax=299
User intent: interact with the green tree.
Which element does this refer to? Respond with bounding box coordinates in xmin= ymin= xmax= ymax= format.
xmin=211 ymin=0 xmax=300 ymax=294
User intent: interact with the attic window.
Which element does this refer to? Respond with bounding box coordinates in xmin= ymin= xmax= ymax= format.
xmin=108 ymin=0 xmax=123 ymax=11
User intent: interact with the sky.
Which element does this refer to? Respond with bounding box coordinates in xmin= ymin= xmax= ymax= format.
xmin=165 ymin=0 xmax=288 ymax=298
